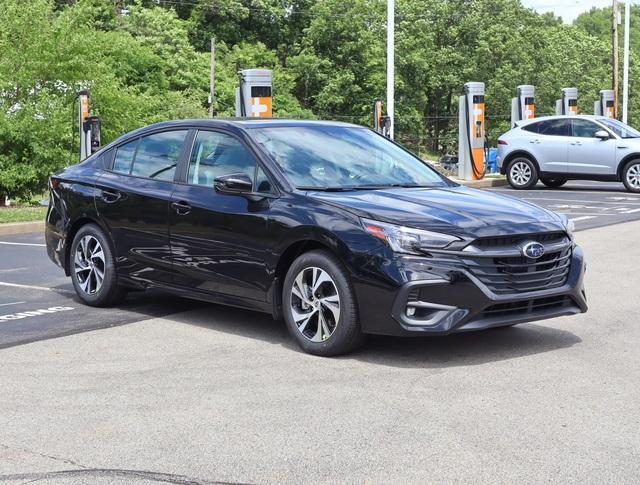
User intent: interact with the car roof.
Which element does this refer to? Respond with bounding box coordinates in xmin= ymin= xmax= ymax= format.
xmin=516 ymin=114 xmax=609 ymax=127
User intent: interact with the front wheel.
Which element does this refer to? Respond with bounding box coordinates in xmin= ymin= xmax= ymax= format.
xmin=282 ymin=250 xmax=365 ymax=356
xmin=540 ymin=178 xmax=567 ymax=188
xmin=70 ymin=224 xmax=126 ymax=307
xmin=622 ymin=160 xmax=640 ymax=193
xmin=507 ymin=157 xmax=539 ymax=190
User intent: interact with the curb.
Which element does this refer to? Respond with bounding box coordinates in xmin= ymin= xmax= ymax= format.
xmin=449 ymin=177 xmax=508 ymax=189
xmin=0 ymin=221 xmax=44 ymax=236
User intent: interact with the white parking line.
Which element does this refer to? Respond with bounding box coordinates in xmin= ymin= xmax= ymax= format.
xmin=569 ymin=216 xmax=597 ymax=222
xmin=0 ymin=267 xmax=29 ymax=273
xmin=522 ymin=197 xmax=640 ymax=205
xmin=0 ymin=281 xmax=73 ymax=294
xmin=0 ymin=241 xmax=46 ymax=247
xmin=0 ymin=301 xmax=25 ymax=307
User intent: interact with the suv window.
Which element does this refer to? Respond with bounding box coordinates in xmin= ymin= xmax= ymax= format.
xmin=534 ymin=119 xmax=570 ymax=136
xmin=187 ymin=131 xmax=267 ymax=190
xmin=572 ymin=119 xmax=603 ymax=138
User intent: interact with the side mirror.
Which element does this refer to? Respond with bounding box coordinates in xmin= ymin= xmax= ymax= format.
xmin=214 ymin=172 xmax=253 ymax=194
xmin=595 ymin=130 xmax=610 ymax=140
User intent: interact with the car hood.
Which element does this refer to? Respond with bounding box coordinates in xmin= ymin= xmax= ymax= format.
xmin=309 ymin=185 xmax=565 ymax=239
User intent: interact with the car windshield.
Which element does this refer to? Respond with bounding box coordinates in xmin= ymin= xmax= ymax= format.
xmin=248 ymin=125 xmax=447 ymax=189
xmin=598 ymin=118 xmax=640 ymax=139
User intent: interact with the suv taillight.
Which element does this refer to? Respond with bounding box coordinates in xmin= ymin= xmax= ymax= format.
xmin=497 ymin=139 xmax=508 ymax=145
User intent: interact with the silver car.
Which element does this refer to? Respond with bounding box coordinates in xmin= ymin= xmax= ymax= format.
xmin=497 ymin=115 xmax=640 ymax=192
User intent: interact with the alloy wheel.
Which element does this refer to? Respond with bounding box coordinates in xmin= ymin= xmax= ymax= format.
xmin=510 ymin=161 xmax=532 ymax=186
xmin=626 ymin=163 xmax=640 ymax=189
xmin=290 ymin=267 xmax=340 ymax=342
xmin=74 ymin=235 xmax=106 ymax=295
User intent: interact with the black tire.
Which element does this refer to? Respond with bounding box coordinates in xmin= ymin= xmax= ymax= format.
xmin=540 ymin=178 xmax=567 ymax=188
xmin=622 ymin=159 xmax=640 ymax=193
xmin=70 ymin=224 xmax=126 ymax=307
xmin=282 ymin=250 xmax=365 ymax=356
xmin=506 ymin=156 xmax=539 ymax=190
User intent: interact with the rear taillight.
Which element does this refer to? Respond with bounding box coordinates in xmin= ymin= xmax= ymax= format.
xmin=497 ymin=139 xmax=508 ymax=145
xmin=49 ymin=177 xmax=60 ymax=190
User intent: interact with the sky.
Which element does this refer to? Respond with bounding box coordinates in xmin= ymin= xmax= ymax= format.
xmin=521 ymin=0 xmax=613 ymax=24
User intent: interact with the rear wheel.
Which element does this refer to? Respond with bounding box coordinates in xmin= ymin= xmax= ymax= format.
xmin=507 ymin=157 xmax=538 ymax=190
xmin=622 ymin=160 xmax=640 ymax=193
xmin=70 ymin=224 xmax=125 ymax=307
xmin=282 ymin=250 xmax=364 ymax=356
xmin=540 ymin=178 xmax=567 ymax=188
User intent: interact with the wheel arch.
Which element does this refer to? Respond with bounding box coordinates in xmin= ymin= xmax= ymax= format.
xmin=271 ymin=234 xmax=351 ymax=320
xmin=501 ymin=150 xmax=540 ymax=175
xmin=64 ymin=216 xmax=113 ymax=276
xmin=616 ymin=153 xmax=640 ymax=180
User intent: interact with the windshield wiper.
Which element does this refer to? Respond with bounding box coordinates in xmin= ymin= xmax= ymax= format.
xmin=296 ymin=186 xmax=358 ymax=192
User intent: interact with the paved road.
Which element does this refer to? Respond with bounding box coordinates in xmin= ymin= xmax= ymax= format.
xmin=487 ymin=180 xmax=640 ymax=231
xmin=0 ymin=233 xmax=204 ymax=350
xmin=0 ymin=220 xmax=638 ymax=483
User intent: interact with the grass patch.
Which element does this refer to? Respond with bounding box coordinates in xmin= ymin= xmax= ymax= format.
xmin=0 ymin=206 xmax=47 ymax=224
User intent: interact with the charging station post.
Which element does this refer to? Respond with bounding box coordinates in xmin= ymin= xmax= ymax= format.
xmin=594 ymin=89 xmax=615 ymax=118
xmin=373 ymin=99 xmax=391 ymax=138
xmin=235 ymin=69 xmax=273 ymax=118
xmin=458 ymin=82 xmax=486 ymax=181
xmin=511 ymin=85 xmax=535 ymax=127
xmin=555 ymin=87 xmax=578 ymax=116
xmin=77 ymin=90 xmax=101 ymax=161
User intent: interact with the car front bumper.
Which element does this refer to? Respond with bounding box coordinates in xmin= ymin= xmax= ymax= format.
xmin=352 ymin=245 xmax=587 ymax=336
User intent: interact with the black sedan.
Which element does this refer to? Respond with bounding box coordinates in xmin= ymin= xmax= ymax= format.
xmin=45 ymin=119 xmax=587 ymax=356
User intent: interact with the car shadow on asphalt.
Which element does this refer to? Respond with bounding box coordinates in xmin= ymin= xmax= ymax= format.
xmin=175 ymin=303 xmax=582 ymax=369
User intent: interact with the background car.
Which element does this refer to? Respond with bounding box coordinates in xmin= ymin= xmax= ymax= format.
xmin=497 ymin=115 xmax=640 ymax=192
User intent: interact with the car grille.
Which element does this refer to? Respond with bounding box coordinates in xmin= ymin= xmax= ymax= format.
xmin=481 ymin=295 xmax=574 ymax=319
xmin=432 ymin=232 xmax=573 ymax=295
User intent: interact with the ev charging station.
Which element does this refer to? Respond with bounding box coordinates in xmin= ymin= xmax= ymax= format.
xmin=77 ymin=90 xmax=101 ymax=161
xmin=511 ymin=85 xmax=535 ymax=127
xmin=235 ymin=69 xmax=273 ymax=118
xmin=458 ymin=82 xmax=486 ymax=181
xmin=373 ymin=99 xmax=392 ymax=138
xmin=594 ymin=89 xmax=615 ymax=118
xmin=555 ymin=87 xmax=578 ymax=116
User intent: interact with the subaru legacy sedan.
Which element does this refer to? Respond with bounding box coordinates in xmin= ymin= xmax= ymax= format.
xmin=498 ymin=114 xmax=640 ymax=192
xmin=46 ymin=119 xmax=587 ymax=356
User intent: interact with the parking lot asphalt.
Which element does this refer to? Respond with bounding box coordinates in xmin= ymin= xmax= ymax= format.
xmin=0 ymin=183 xmax=639 ymax=483
xmin=487 ymin=180 xmax=640 ymax=231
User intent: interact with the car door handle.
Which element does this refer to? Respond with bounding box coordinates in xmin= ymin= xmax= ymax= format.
xmin=618 ymin=145 xmax=629 ymax=149
xmin=101 ymin=189 xmax=122 ymax=203
xmin=171 ymin=201 xmax=191 ymax=215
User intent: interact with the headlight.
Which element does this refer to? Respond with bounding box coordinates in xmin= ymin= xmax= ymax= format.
xmin=361 ymin=218 xmax=460 ymax=254
xmin=560 ymin=215 xmax=575 ymax=238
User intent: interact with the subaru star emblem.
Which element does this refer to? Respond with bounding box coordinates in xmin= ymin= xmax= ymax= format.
xmin=522 ymin=241 xmax=545 ymax=259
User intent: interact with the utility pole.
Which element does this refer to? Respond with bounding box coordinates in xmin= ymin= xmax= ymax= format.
xmin=622 ymin=0 xmax=631 ymax=124
xmin=613 ymin=0 xmax=620 ymax=118
xmin=386 ymin=0 xmax=394 ymax=139
xmin=209 ymin=37 xmax=215 ymax=118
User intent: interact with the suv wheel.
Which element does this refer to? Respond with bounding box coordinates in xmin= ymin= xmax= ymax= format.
xmin=282 ymin=250 xmax=365 ymax=356
xmin=70 ymin=224 xmax=125 ymax=307
xmin=622 ymin=160 xmax=640 ymax=193
xmin=507 ymin=157 xmax=538 ymax=189
xmin=540 ymin=178 xmax=567 ymax=188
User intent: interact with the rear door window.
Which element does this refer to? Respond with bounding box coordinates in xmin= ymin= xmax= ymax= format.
xmin=130 ymin=130 xmax=188 ymax=181
xmin=112 ymin=139 xmax=138 ymax=174
xmin=534 ymin=119 xmax=571 ymax=136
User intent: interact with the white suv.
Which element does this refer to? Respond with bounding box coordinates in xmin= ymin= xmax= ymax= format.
xmin=497 ymin=115 xmax=640 ymax=192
